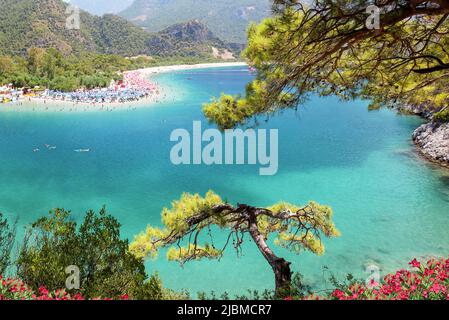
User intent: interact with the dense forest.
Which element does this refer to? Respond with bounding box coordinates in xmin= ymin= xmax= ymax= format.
xmin=1 ymin=49 xmax=148 ymax=91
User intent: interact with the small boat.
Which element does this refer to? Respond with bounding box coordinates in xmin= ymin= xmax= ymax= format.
xmin=74 ymin=149 xmax=90 ymax=153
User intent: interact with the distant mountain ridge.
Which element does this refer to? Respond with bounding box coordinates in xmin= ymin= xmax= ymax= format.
xmin=0 ymin=0 xmax=238 ymax=60
xmin=120 ymin=0 xmax=271 ymax=44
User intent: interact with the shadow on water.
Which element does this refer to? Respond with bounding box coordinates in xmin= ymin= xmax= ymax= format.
xmin=437 ymin=175 xmax=449 ymax=201
xmin=439 ymin=174 xmax=449 ymax=187
xmin=394 ymin=147 xmax=420 ymax=160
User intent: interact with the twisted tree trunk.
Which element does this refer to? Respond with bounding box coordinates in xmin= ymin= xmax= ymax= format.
xmin=247 ymin=210 xmax=292 ymax=298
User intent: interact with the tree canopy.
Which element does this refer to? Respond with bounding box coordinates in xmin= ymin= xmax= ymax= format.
xmin=0 ymin=213 xmax=15 ymax=275
xmin=204 ymin=0 xmax=449 ymax=129
xmin=0 ymin=208 xmax=187 ymax=300
xmin=130 ymin=191 xmax=339 ymax=297
xmin=17 ymin=208 xmax=148 ymax=299
xmin=0 ymin=48 xmax=160 ymax=91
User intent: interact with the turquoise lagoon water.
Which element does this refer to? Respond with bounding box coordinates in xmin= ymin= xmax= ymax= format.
xmin=1 ymin=66 xmax=449 ymax=295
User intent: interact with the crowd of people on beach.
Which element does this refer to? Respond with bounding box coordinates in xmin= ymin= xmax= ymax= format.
xmin=39 ymin=71 xmax=159 ymax=104
xmin=1 ymin=63 xmax=248 ymax=111
xmin=123 ymin=71 xmax=158 ymax=91
xmin=0 ymin=71 xmax=160 ymax=107
xmin=42 ymin=87 xmax=151 ymax=104
xmin=0 ymin=84 xmax=22 ymax=103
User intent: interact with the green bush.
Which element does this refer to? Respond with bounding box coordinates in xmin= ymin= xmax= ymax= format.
xmin=434 ymin=108 xmax=449 ymax=123
xmin=16 ymin=208 xmax=148 ymax=299
xmin=0 ymin=213 xmax=15 ymax=275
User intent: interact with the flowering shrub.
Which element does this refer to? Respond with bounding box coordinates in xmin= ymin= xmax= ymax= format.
xmin=0 ymin=276 xmax=129 ymax=300
xmin=290 ymin=257 xmax=449 ymax=300
xmin=5 ymin=257 xmax=449 ymax=301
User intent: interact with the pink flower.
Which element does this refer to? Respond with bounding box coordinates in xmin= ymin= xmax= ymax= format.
xmin=438 ymin=271 xmax=448 ymax=281
xmin=430 ymin=283 xmax=441 ymax=294
xmin=409 ymin=258 xmax=421 ymax=268
xmin=332 ymin=289 xmax=346 ymax=300
xmin=369 ymin=278 xmax=380 ymax=288
xmin=38 ymin=286 xmax=49 ymax=296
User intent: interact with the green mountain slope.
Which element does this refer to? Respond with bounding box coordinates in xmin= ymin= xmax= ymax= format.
xmin=146 ymin=20 xmax=238 ymax=58
xmin=120 ymin=0 xmax=271 ymax=44
xmin=0 ymin=0 xmax=238 ymax=59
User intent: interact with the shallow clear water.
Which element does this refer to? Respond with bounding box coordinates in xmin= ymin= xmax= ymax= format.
xmin=1 ymin=67 xmax=448 ymax=295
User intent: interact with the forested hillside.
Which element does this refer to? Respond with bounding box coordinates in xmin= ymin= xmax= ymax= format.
xmin=0 ymin=0 xmax=238 ymax=59
xmin=120 ymin=0 xmax=271 ymax=44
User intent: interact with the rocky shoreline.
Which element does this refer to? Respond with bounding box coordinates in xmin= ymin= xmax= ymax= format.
xmin=412 ymin=122 xmax=449 ymax=168
xmin=398 ymin=104 xmax=449 ymax=168
xmin=399 ymin=106 xmax=449 ymax=168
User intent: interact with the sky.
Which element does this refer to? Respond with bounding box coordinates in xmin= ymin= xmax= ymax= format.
xmin=64 ymin=0 xmax=134 ymax=15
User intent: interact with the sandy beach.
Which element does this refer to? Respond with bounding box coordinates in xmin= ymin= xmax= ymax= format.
xmin=0 ymin=62 xmax=248 ymax=113
xmin=137 ymin=62 xmax=248 ymax=75
xmin=0 ymin=93 xmax=166 ymax=113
